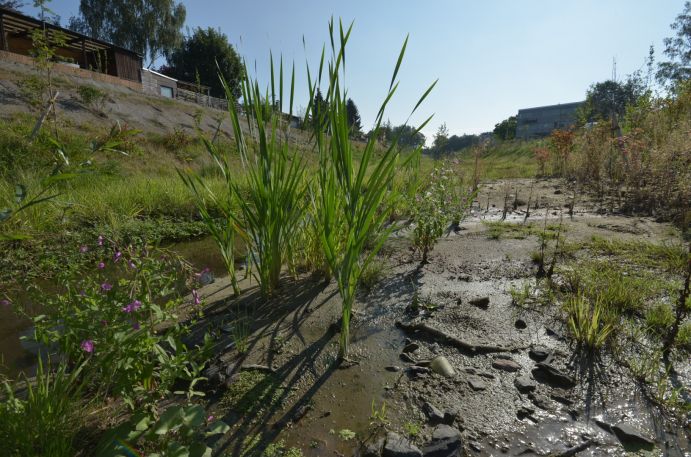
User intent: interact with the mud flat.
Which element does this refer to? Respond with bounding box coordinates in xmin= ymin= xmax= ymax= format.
xmin=183 ymin=178 xmax=688 ymax=456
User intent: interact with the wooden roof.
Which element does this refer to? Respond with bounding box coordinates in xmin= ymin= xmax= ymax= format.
xmin=0 ymin=6 xmax=142 ymax=57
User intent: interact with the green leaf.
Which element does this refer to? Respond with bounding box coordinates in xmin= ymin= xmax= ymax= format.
xmin=206 ymin=420 xmax=230 ymax=436
xmin=152 ymin=405 xmax=183 ymax=435
xmin=189 ymin=442 xmax=213 ymax=457
xmin=134 ymin=413 xmax=152 ymax=431
xmin=181 ymin=404 xmax=206 ymax=428
xmin=165 ymin=442 xmax=189 ymax=457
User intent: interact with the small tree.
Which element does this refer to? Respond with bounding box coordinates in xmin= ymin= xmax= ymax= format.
xmin=346 ymin=98 xmax=362 ymax=133
xmin=493 ymin=116 xmax=516 ymax=141
xmin=432 ymin=122 xmax=449 ymax=154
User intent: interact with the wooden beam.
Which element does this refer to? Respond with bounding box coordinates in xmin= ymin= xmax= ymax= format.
xmin=81 ymin=38 xmax=86 ymax=69
xmin=0 ymin=12 xmax=6 ymax=51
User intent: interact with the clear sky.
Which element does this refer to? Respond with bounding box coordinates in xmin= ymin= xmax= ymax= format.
xmin=23 ymin=1 xmax=685 ymax=141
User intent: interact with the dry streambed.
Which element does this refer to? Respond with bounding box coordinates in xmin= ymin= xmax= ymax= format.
xmin=190 ymin=179 xmax=688 ymax=457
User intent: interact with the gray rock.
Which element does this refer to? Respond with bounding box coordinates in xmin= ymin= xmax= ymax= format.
xmin=430 ymin=356 xmax=456 ymax=377
xmin=442 ymin=408 xmax=459 ymax=425
xmin=361 ymin=437 xmax=385 ymax=457
xmin=386 ymin=366 xmax=402 ymax=372
xmin=528 ymin=346 xmax=550 ymax=362
xmin=421 ymin=425 xmax=463 ymax=457
xmin=469 ymin=296 xmax=490 ymax=309
xmin=491 ymin=358 xmax=522 ymax=372
xmin=468 ymin=377 xmax=487 ymax=391
xmin=612 ymin=423 xmax=654 ymax=448
xmin=384 ymin=432 xmax=422 ymax=457
xmin=403 ymin=342 xmax=420 ymax=354
xmin=514 ymin=375 xmax=536 ymax=393
xmin=422 ymin=401 xmax=445 ymax=423
xmin=532 ymin=363 xmax=576 ymax=388
xmin=400 ymin=352 xmax=417 ymax=363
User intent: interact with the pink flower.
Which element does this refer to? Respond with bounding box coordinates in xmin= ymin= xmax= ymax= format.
xmin=122 ymin=299 xmax=142 ymax=313
xmin=113 ymin=251 xmax=122 ymax=262
xmin=97 ymin=235 xmax=104 ymax=246
xmin=81 ymin=340 xmax=94 ymax=353
xmin=128 ymin=260 xmax=137 ymax=269
xmin=101 ymin=282 xmax=113 ymax=292
xmin=1 ymin=299 xmax=10 ymax=307
xmin=97 ymin=262 xmax=106 ymax=270
xmin=207 ymin=415 xmax=214 ymax=422
xmin=192 ymin=289 xmax=201 ymax=306
xmin=132 ymin=321 xmax=140 ymax=330
xmin=79 ymin=245 xmax=89 ymax=253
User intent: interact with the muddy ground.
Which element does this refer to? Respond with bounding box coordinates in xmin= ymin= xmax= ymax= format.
xmin=186 ymin=178 xmax=689 ymax=457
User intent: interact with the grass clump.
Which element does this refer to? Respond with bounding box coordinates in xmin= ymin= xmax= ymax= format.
xmin=566 ymin=293 xmax=616 ymax=350
xmin=221 ymin=370 xmax=284 ymax=416
xmin=0 ymin=359 xmax=83 ymax=457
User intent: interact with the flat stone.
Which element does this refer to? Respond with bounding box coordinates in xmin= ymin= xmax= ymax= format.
xmin=422 ymin=401 xmax=445 ymax=423
xmin=403 ymin=342 xmax=420 ymax=353
xmin=468 ymin=377 xmax=487 ymax=391
xmin=430 ymin=356 xmax=456 ymax=377
xmin=612 ymin=423 xmax=655 ymax=448
xmin=385 ymin=366 xmax=402 ymax=372
xmin=400 ymin=352 xmax=416 ymax=364
xmin=384 ymin=432 xmax=422 ymax=457
xmin=422 ymin=425 xmax=463 ymax=457
xmin=514 ymin=375 xmax=536 ymax=393
xmin=532 ymin=363 xmax=576 ymax=389
xmin=492 ymin=358 xmax=522 ymax=372
xmin=528 ymin=347 xmax=550 ymax=362
xmin=469 ymin=296 xmax=490 ymax=309
xmin=408 ymin=366 xmax=431 ymax=375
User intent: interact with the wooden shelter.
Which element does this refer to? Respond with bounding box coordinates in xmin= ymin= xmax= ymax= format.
xmin=0 ymin=6 xmax=142 ymax=82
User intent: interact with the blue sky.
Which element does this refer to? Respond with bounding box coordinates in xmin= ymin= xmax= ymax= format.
xmin=24 ymin=1 xmax=685 ymax=140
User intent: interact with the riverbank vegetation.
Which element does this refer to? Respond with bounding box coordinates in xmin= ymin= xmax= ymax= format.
xmin=0 ymin=4 xmax=690 ymax=457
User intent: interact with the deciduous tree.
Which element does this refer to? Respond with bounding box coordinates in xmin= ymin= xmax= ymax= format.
xmin=69 ymin=0 xmax=186 ymax=67
xmin=162 ymin=27 xmax=243 ymax=99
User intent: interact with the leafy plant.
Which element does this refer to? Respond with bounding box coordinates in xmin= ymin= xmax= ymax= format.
xmin=96 ymin=404 xmax=229 ymax=457
xmin=312 ymin=20 xmax=435 ymax=359
xmin=26 ymin=241 xmax=209 ymax=409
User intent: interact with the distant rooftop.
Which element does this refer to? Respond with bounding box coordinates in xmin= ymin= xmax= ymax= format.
xmin=518 ymin=101 xmax=584 ymax=113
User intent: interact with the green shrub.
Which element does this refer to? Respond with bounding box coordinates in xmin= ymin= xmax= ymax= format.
xmin=77 ymin=85 xmax=108 ymax=112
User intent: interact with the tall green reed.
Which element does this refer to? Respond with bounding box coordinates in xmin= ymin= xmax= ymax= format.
xmin=181 ymin=52 xmax=308 ymax=297
xmin=310 ymin=19 xmax=435 ymax=359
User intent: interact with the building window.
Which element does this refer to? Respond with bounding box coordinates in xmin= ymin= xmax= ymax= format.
xmin=160 ymin=86 xmax=174 ymax=98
